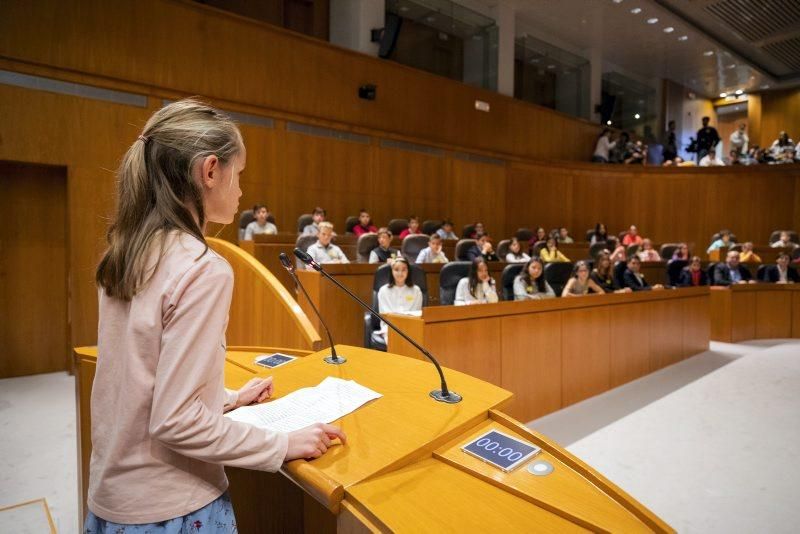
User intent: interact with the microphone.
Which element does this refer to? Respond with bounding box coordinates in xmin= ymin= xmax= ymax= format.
xmin=293 ymin=248 xmax=462 ymax=404
xmin=278 ymin=252 xmax=345 ymax=365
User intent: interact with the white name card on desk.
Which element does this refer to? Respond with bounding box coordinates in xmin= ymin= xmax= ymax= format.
xmin=225 ymin=376 xmax=382 ymax=432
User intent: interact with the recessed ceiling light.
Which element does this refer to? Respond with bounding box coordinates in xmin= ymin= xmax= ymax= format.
xmin=678 ymin=35 xmax=688 ymax=41
xmin=727 ymin=63 xmax=736 ymax=69
xmin=761 ymin=84 xmax=770 ymax=89
xmin=607 ymin=120 xmax=613 ymax=125
xmin=613 ymin=0 xmax=624 ymax=3
xmin=735 ymin=89 xmax=743 ymax=95
xmin=634 ymin=113 xmax=641 ymax=119
xmin=630 ymin=7 xmax=642 ymax=14
xmin=703 ymin=50 xmax=714 ymax=56
xmin=663 ymin=27 xmax=674 ymax=33
xmin=720 ymin=92 xmax=727 ymax=97
xmin=647 ymin=17 xmax=659 ymax=24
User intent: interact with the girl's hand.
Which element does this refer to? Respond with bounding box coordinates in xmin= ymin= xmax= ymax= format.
xmin=236 ymin=377 xmax=274 ymax=407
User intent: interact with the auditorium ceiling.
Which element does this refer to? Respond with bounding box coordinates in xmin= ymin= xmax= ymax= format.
xmin=472 ymin=0 xmax=800 ymax=98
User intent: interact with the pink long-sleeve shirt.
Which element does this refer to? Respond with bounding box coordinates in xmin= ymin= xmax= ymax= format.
xmin=88 ymin=232 xmax=288 ymax=524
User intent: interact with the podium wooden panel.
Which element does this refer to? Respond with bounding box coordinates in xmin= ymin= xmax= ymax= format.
xmin=388 ymin=288 xmax=710 ymax=421
xmin=75 ymin=345 xmax=672 ymax=533
xmin=709 ymin=284 xmax=800 ymax=342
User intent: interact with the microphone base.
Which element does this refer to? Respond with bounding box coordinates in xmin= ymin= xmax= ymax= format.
xmin=323 ymin=355 xmax=347 ymax=365
xmin=430 ymin=389 xmax=462 ymax=404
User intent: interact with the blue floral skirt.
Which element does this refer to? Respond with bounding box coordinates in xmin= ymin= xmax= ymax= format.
xmin=84 ymin=491 xmax=236 ymax=533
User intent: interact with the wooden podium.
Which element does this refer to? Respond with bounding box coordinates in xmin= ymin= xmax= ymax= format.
xmin=75 ymin=345 xmax=672 ymax=533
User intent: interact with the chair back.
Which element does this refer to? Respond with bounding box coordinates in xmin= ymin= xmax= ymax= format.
xmin=618 ymin=231 xmax=628 ymax=242
xmin=462 ymin=224 xmax=476 ymax=238
xmin=294 ymin=234 xmax=318 ymax=269
xmin=666 ymin=259 xmax=688 ymax=286
xmin=238 ymin=209 xmax=255 ymax=240
xmin=613 ymin=261 xmax=628 ymax=289
xmin=769 ymin=230 xmax=799 ymax=245
xmin=585 ymin=229 xmax=596 ymax=242
xmin=589 ymin=242 xmax=612 ymax=259
xmin=356 ymin=233 xmax=379 ymax=262
xmin=660 ymin=243 xmax=680 ymax=260
xmin=421 ymin=220 xmax=442 ymax=235
xmin=455 ymin=239 xmax=477 ymax=261
xmin=626 ymin=244 xmax=641 ymax=258
xmin=710 ymin=232 xmax=738 ymax=243
xmin=345 ymin=216 xmax=359 ymax=234
xmin=388 ymin=218 xmax=409 ymax=236
xmin=544 ymin=262 xmax=574 ymax=296
xmin=439 ymin=262 xmax=470 ymax=305
xmin=297 ymin=213 xmax=313 ymax=233
xmin=501 ymin=263 xmax=524 ymax=301
xmin=515 ymin=228 xmax=533 ymax=242
xmin=756 ymin=264 xmax=769 ymax=281
xmin=496 ymin=239 xmax=511 ymax=260
xmin=401 ymin=234 xmax=430 ymax=263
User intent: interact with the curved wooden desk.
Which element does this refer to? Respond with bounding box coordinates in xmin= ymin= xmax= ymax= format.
xmin=388 ymin=287 xmax=710 ymax=422
xmin=75 ymin=345 xmax=672 ymax=532
xmin=208 ymin=237 xmax=321 ymax=350
xmin=710 ymin=283 xmax=800 ymax=342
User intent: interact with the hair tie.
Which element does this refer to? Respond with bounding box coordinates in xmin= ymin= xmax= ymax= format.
xmin=138 ymin=134 xmax=149 ymax=144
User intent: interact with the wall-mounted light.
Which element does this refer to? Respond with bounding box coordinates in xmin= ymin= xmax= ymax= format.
xmin=475 ymin=100 xmax=490 ymax=112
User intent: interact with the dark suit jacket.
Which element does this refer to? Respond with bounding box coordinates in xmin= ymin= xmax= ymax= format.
xmin=712 ymin=263 xmax=752 ymax=286
xmin=678 ymin=268 xmax=708 ymax=287
xmin=623 ymin=269 xmax=651 ymax=291
xmin=466 ymin=245 xmax=498 ymax=262
xmin=765 ymin=265 xmax=800 ymax=283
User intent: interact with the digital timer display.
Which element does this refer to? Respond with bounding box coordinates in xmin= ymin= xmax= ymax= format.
xmin=461 ymin=429 xmax=541 ymax=472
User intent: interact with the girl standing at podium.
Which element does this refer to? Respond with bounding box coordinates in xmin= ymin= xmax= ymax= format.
xmin=89 ymin=99 xmax=344 ymax=532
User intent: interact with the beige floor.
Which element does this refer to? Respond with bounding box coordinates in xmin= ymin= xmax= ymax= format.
xmin=1 ymin=340 xmax=797 ymax=533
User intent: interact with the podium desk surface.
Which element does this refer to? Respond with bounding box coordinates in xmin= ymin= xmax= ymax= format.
xmin=77 ymin=345 xmax=671 ymax=532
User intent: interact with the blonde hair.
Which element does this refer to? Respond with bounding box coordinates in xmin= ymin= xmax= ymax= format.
xmin=318 ymin=221 xmax=334 ymax=232
xmin=96 ymin=98 xmax=243 ymax=300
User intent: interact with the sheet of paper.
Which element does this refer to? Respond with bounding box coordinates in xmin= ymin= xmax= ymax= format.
xmin=224 ymin=376 xmax=382 ymax=432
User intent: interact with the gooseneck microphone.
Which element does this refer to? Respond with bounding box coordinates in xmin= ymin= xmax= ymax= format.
xmin=293 ymin=248 xmax=462 ymax=404
xmin=279 ymin=252 xmax=345 ymax=365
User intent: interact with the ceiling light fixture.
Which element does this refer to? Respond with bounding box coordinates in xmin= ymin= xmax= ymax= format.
xmin=703 ymin=50 xmax=714 ymax=56
xmin=663 ymin=27 xmax=674 ymax=33
xmin=735 ymin=89 xmax=743 ymax=95
xmin=634 ymin=113 xmax=641 ymax=119
xmin=607 ymin=120 xmax=612 ymax=125
xmin=719 ymin=92 xmax=727 ymax=98
xmin=647 ymin=17 xmax=658 ymax=24
xmin=678 ymin=35 xmax=688 ymax=41
xmin=727 ymin=63 xmax=736 ymax=69
xmin=613 ymin=0 xmax=624 ymax=4
xmin=630 ymin=8 xmax=642 ymax=14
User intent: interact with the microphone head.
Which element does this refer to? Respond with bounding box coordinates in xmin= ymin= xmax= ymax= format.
xmin=294 ymin=248 xmax=322 ymax=272
xmin=278 ymin=252 xmax=294 ymax=272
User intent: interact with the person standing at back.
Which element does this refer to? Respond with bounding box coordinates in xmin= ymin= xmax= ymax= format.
xmin=696 ymin=116 xmax=720 ymax=162
xmin=729 ymin=123 xmax=748 ymax=155
xmin=88 ymin=99 xmax=345 ymax=532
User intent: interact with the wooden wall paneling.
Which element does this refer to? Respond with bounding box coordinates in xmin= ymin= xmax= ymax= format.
xmin=561 ymin=307 xmax=611 ymax=407
xmin=647 ymin=297 xmax=684 ymax=371
xmin=793 ymin=292 xmax=800 ymax=338
xmin=500 ymin=313 xmax=562 ymax=421
xmin=754 ymin=289 xmax=792 ymax=339
xmin=682 ymin=295 xmax=710 ymax=357
xmin=0 ymin=162 xmax=69 ymax=377
xmin=447 ymin=158 xmax=508 ymax=238
xmin=710 ymin=288 xmax=733 ymax=342
xmin=74 ymin=351 xmax=96 ymax=524
xmin=608 ymin=303 xmax=651 ymax=388
xmin=759 ymin=89 xmax=800 ymax=149
xmin=426 ymin=318 xmax=503 ymax=386
xmin=505 ymin=163 xmax=574 ymax=237
xmin=372 ymin=145 xmax=449 ymax=226
xmin=0 ymin=0 xmax=599 ymax=162
xmin=280 ymin=130 xmax=374 ymax=232
xmin=729 ymin=290 xmax=757 ymax=342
